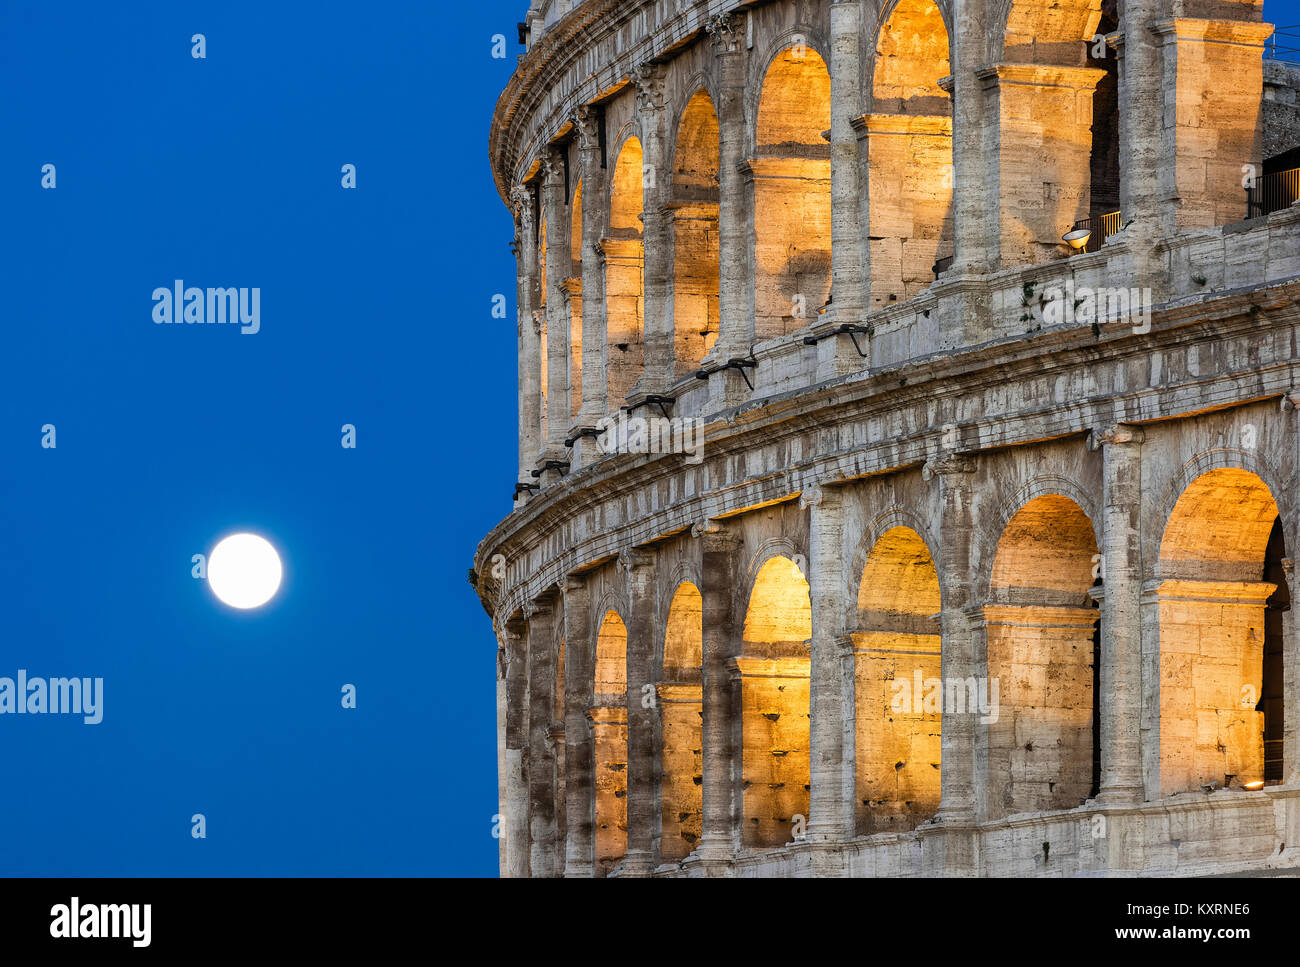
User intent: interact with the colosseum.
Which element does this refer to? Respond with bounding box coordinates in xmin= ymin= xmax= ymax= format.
xmin=473 ymin=0 xmax=1300 ymax=876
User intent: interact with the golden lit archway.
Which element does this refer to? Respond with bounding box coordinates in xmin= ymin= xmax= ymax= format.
xmin=853 ymin=526 xmax=941 ymax=833
xmin=658 ymin=582 xmax=703 ymax=861
xmin=752 ymin=46 xmax=831 ymax=341
xmin=670 ymin=91 xmax=720 ymax=375
xmin=866 ymin=0 xmax=953 ymax=306
xmin=739 ymin=554 xmax=812 ymax=847
xmin=592 ymin=609 xmax=628 ymax=875
xmin=605 ymin=138 xmax=645 ymax=408
xmin=1156 ymin=468 xmax=1283 ymax=795
xmin=986 ymin=494 xmax=1099 ymax=818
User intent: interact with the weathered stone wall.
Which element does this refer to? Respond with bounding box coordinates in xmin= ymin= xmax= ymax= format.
xmin=482 ymin=0 xmax=1300 ymax=877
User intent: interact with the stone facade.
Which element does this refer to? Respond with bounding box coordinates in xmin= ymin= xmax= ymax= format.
xmin=475 ymin=0 xmax=1300 ymax=876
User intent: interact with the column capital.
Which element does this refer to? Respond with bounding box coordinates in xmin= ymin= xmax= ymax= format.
xmin=691 ymin=519 xmax=741 ymax=551
xmin=562 ymin=572 xmax=588 ymax=594
xmin=523 ymin=594 xmax=557 ymax=620
xmin=541 ymin=149 xmax=565 ymax=188
xmin=922 ymin=452 xmax=976 ymax=480
xmin=799 ymin=480 xmax=842 ymax=510
xmin=706 ymin=12 xmax=743 ymax=55
xmin=1088 ymin=423 xmax=1145 ymax=450
xmin=617 ymin=547 xmax=655 ymax=576
xmin=630 ymin=62 xmax=667 ymax=113
xmin=511 ymin=185 xmax=535 ymax=233
xmin=575 ymin=104 xmax=601 ymax=153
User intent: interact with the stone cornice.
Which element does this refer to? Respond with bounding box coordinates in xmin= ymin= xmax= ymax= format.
xmin=474 ymin=276 xmax=1300 ymax=621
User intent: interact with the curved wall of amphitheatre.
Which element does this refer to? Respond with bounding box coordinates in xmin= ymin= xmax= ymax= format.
xmin=476 ymin=0 xmax=1300 ymax=877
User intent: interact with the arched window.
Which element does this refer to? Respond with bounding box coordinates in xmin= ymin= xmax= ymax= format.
xmin=659 ymin=582 xmax=703 ymax=861
xmin=739 ymin=555 xmax=812 ymax=847
xmin=854 ymin=526 xmax=942 ymax=833
xmin=670 ymin=91 xmax=720 ymax=375
xmin=605 ymin=139 xmax=645 ymax=408
xmin=753 ymin=47 xmax=832 ymax=341
xmin=1156 ymin=468 xmax=1282 ymax=795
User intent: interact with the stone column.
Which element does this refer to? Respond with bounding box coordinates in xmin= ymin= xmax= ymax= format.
xmin=977 ymin=64 xmax=1106 ymax=269
xmin=949 ymin=0 xmax=991 ymax=277
xmin=512 ymin=186 xmax=542 ymax=500
xmin=562 ymin=575 xmax=596 ymax=876
xmin=619 ymin=548 xmax=658 ymax=874
xmin=503 ymin=618 xmax=531 ymax=878
xmin=813 ymin=0 xmax=868 ymax=382
xmin=526 ymin=595 xmax=559 ymax=876
xmin=927 ymin=453 xmax=978 ymax=822
xmin=694 ymin=520 xmax=741 ymax=872
xmin=1280 ymin=557 xmax=1300 ymax=783
xmin=495 ymin=637 xmax=508 ymax=876
xmin=540 ymin=149 xmax=571 ymax=481
xmin=631 ymin=64 xmax=673 ymax=398
xmin=1151 ymin=19 xmax=1274 ymax=235
xmin=573 ymin=106 xmax=608 ymax=467
xmin=1092 ymin=424 xmax=1146 ymax=804
xmin=923 ymin=451 xmax=979 ymax=874
xmin=802 ymin=482 xmax=852 ymax=848
xmin=863 ymin=114 xmax=953 ymax=306
xmin=704 ymin=12 xmax=753 ymax=409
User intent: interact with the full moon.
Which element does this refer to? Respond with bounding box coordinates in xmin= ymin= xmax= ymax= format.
xmin=208 ymin=533 xmax=283 ymax=609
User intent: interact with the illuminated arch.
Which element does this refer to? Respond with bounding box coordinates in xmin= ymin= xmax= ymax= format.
xmin=752 ymin=46 xmax=831 ymax=341
xmin=605 ymin=137 xmax=644 ymax=408
xmin=670 ymin=90 xmax=720 ymax=375
xmin=986 ymin=495 xmax=1099 ymax=818
xmin=1156 ymin=469 xmax=1284 ymax=794
xmin=866 ymin=0 xmax=954 ymax=306
xmin=592 ymin=609 xmax=628 ymax=874
xmin=739 ymin=555 xmax=812 ymax=848
xmin=853 ymin=526 xmax=942 ymax=833
xmin=658 ymin=582 xmax=703 ymax=861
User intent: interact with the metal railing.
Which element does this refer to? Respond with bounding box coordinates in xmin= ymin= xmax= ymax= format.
xmin=1070 ymin=210 xmax=1122 ymax=253
xmin=1265 ymin=25 xmax=1300 ymax=64
xmin=1247 ymin=167 xmax=1300 ymax=218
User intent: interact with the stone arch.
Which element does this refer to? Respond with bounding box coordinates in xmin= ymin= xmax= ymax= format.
xmin=752 ymin=41 xmax=832 ymax=342
xmin=1155 ymin=467 xmax=1284 ymax=796
xmin=852 ymin=525 xmax=942 ymax=833
xmin=605 ymin=135 xmax=645 ymax=409
xmin=658 ymin=581 xmax=703 ymax=861
xmin=1157 ymin=448 xmax=1292 ymax=544
xmin=670 ymin=88 xmax=721 ymax=376
xmin=592 ymin=608 xmax=628 ymax=875
xmin=985 ymin=494 xmax=1100 ymax=819
xmin=865 ymin=0 xmax=954 ymax=306
xmin=988 ymin=0 xmax=1111 ymax=266
xmin=1000 ymin=0 xmax=1103 ymax=66
xmin=739 ymin=554 xmax=812 ymax=848
xmin=977 ymin=472 xmax=1101 ymax=603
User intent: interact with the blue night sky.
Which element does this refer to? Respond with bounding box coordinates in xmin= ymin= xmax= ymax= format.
xmin=1 ymin=0 xmax=1297 ymax=878
xmin=1 ymin=1 xmax=519 ymax=876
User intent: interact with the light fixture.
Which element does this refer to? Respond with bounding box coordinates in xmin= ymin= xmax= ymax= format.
xmin=1062 ymin=228 xmax=1091 ymax=250
xmin=1243 ymin=780 xmax=1266 ymax=791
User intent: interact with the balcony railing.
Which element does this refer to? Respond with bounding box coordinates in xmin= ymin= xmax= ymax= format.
xmin=1070 ymin=210 xmax=1122 ymax=253
xmin=1265 ymin=25 xmax=1300 ymax=64
xmin=1247 ymin=167 xmax=1300 ymax=218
